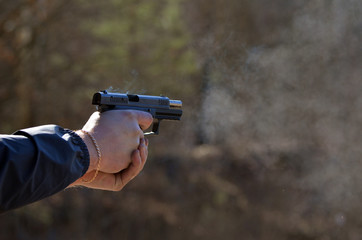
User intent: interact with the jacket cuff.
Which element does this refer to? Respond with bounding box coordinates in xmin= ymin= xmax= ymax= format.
xmin=62 ymin=129 xmax=90 ymax=176
xmin=14 ymin=125 xmax=90 ymax=178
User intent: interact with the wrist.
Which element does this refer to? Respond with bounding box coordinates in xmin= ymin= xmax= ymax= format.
xmin=75 ymin=130 xmax=98 ymax=173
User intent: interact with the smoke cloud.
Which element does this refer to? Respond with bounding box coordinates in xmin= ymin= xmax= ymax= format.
xmin=197 ymin=0 xmax=362 ymax=221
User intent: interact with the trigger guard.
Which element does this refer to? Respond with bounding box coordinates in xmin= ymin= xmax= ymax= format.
xmin=144 ymin=119 xmax=160 ymax=135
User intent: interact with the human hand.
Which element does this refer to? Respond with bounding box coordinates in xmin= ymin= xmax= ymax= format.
xmin=70 ymin=110 xmax=153 ymax=191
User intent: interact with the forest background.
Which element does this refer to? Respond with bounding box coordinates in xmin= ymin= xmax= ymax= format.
xmin=0 ymin=0 xmax=361 ymax=239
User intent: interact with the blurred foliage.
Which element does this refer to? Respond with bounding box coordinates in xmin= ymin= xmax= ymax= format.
xmin=0 ymin=0 xmax=361 ymax=239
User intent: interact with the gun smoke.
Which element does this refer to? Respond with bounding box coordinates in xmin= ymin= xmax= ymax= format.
xmin=193 ymin=0 xmax=361 ymax=235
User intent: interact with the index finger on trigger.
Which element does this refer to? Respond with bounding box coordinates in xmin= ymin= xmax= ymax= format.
xmin=134 ymin=111 xmax=153 ymax=131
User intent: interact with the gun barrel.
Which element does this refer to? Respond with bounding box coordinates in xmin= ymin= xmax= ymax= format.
xmin=170 ymin=100 xmax=182 ymax=108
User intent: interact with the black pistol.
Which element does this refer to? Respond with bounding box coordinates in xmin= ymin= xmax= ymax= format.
xmin=92 ymin=90 xmax=182 ymax=135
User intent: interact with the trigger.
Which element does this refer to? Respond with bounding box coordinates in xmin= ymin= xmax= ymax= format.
xmin=144 ymin=119 xmax=160 ymax=135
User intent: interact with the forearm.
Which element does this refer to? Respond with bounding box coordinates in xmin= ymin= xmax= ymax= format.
xmin=0 ymin=125 xmax=89 ymax=212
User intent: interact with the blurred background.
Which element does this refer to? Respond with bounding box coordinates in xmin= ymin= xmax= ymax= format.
xmin=0 ymin=0 xmax=361 ymax=239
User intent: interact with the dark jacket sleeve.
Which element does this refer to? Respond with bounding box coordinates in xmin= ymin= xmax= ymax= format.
xmin=0 ymin=125 xmax=89 ymax=212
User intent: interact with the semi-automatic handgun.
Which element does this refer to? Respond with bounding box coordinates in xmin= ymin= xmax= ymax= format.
xmin=92 ymin=90 xmax=182 ymax=135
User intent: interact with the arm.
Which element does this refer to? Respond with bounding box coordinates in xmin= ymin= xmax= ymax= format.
xmin=0 ymin=110 xmax=153 ymax=212
xmin=0 ymin=125 xmax=88 ymax=212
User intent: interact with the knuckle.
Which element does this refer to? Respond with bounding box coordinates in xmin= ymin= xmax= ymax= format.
xmin=122 ymin=110 xmax=135 ymax=119
xmin=145 ymin=113 xmax=153 ymax=122
xmin=135 ymin=128 xmax=144 ymax=137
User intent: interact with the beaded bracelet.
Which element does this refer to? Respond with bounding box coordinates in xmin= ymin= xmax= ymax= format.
xmin=80 ymin=130 xmax=101 ymax=183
